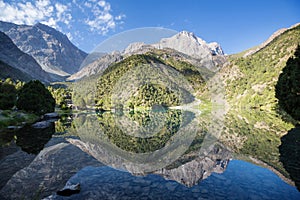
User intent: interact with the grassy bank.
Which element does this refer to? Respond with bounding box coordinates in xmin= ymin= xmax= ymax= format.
xmin=0 ymin=110 xmax=39 ymax=130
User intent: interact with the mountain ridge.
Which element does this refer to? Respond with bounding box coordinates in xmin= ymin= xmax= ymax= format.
xmin=0 ymin=21 xmax=87 ymax=77
xmin=243 ymin=23 xmax=300 ymax=57
xmin=70 ymin=30 xmax=225 ymax=80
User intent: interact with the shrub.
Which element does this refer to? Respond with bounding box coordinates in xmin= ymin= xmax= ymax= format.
xmin=16 ymin=80 xmax=55 ymax=115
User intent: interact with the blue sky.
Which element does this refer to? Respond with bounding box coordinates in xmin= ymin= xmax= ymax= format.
xmin=0 ymin=0 xmax=300 ymax=54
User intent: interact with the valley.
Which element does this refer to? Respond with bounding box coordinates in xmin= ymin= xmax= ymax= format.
xmin=0 ymin=20 xmax=299 ymax=199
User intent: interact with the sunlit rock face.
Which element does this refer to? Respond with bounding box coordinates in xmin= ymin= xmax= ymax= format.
xmin=153 ymin=31 xmax=224 ymax=58
xmin=153 ymin=31 xmax=225 ymax=71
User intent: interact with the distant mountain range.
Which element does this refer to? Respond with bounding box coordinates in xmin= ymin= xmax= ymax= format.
xmin=0 ymin=20 xmax=299 ymax=87
xmin=69 ymin=30 xmax=225 ymax=80
xmin=0 ymin=20 xmax=225 ymax=83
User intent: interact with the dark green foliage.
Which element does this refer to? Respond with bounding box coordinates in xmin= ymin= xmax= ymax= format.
xmin=16 ymin=80 xmax=55 ymax=115
xmin=72 ymin=74 xmax=100 ymax=109
xmin=222 ymin=109 xmax=293 ymax=178
xmin=276 ymin=45 xmax=300 ymax=120
xmin=215 ymin=25 xmax=300 ymax=180
xmin=95 ymin=54 xmax=161 ymax=110
xmin=0 ymin=80 xmax=17 ymax=109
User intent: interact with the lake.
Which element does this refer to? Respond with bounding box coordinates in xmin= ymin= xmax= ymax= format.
xmin=0 ymin=109 xmax=299 ymax=199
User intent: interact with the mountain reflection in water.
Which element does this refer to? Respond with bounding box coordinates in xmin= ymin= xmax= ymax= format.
xmin=0 ymin=109 xmax=299 ymax=199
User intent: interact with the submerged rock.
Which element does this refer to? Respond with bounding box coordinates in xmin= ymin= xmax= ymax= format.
xmin=0 ymin=138 xmax=103 ymax=200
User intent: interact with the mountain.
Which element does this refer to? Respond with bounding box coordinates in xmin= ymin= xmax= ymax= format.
xmin=0 ymin=31 xmax=51 ymax=82
xmin=154 ymin=31 xmax=223 ymax=56
xmin=64 ymin=111 xmax=231 ymax=187
xmin=0 ymin=60 xmax=32 ymax=82
xmin=154 ymin=143 xmax=231 ymax=187
xmin=0 ymin=21 xmax=87 ymax=77
xmin=153 ymin=31 xmax=224 ymax=71
xmin=93 ymin=53 xmax=207 ymax=110
xmin=70 ymin=31 xmax=225 ymax=80
xmin=68 ymin=51 xmax=122 ymax=81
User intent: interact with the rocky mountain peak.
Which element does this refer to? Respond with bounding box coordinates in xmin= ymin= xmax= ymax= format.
xmin=177 ymin=30 xmax=197 ymax=38
xmin=153 ymin=30 xmax=224 ymax=59
xmin=176 ymin=31 xmax=206 ymax=45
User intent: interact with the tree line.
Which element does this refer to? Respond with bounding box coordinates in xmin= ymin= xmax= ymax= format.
xmin=0 ymin=79 xmax=70 ymax=115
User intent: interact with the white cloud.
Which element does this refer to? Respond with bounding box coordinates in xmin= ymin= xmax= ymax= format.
xmin=55 ymin=3 xmax=72 ymax=26
xmin=43 ymin=17 xmax=57 ymax=28
xmin=0 ymin=0 xmax=71 ymax=30
xmin=84 ymin=0 xmax=125 ymax=35
xmin=115 ymin=14 xmax=126 ymax=20
xmin=84 ymin=2 xmax=92 ymax=8
xmin=0 ymin=0 xmax=125 ymax=39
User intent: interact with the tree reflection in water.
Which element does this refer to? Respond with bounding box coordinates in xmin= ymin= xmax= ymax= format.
xmin=280 ymin=125 xmax=300 ymax=191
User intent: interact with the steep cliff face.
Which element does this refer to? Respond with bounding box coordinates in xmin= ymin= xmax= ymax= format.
xmin=0 ymin=31 xmax=51 ymax=82
xmin=152 ymin=31 xmax=224 ymax=71
xmin=0 ymin=21 xmax=87 ymax=76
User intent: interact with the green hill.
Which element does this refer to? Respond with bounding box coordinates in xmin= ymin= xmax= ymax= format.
xmin=95 ymin=53 xmax=208 ymax=110
xmin=223 ymin=24 xmax=300 ymax=111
